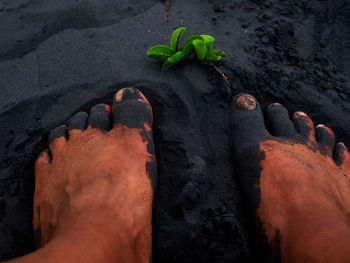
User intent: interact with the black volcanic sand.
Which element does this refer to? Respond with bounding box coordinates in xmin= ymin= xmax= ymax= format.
xmin=0 ymin=0 xmax=349 ymax=262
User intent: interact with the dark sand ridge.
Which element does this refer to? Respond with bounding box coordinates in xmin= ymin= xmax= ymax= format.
xmin=0 ymin=0 xmax=349 ymax=262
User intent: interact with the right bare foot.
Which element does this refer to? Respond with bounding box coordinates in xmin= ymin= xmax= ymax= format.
xmin=19 ymin=88 xmax=156 ymax=263
xmin=231 ymin=94 xmax=350 ymax=263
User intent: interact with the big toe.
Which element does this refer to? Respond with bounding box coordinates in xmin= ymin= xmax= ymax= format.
xmin=230 ymin=94 xmax=269 ymax=211
xmin=112 ymin=87 xmax=153 ymax=132
xmin=231 ymin=94 xmax=269 ymax=149
xmin=111 ymin=87 xmax=156 ymax=190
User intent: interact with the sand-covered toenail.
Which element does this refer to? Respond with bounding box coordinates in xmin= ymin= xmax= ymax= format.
xmin=234 ymin=94 xmax=257 ymax=110
xmin=295 ymin=111 xmax=307 ymax=117
xmin=336 ymin=142 xmax=348 ymax=152
xmin=315 ymin=124 xmax=334 ymax=137
xmin=293 ymin=111 xmax=315 ymax=140
xmin=91 ymin=104 xmax=111 ymax=113
xmin=267 ymin=102 xmax=282 ymax=108
xmin=89 ymin=104 xmax=111 ymax=131
xmin=315 ymin=124 xmax=335 ymax=156
xmin=338 ymin=142 xmax=347 ymax=149
xmin=114 ymin=87 xmax=145 ymax=103
xmin=333 ymin=142 xmax=349 ymax=165
xmin=115 ymin=88 xmax=134 ymax=102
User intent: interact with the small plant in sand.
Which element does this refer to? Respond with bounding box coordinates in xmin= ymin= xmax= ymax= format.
xmin=147 ymin=27 xmax=225 ymax=71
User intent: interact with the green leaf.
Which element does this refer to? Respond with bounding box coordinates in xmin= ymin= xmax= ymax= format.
xmin=147 ymin=28 xmax=225 ymax=70
xmin=147 ymin=45 xmax=176 ymax=62
xmin=206 ymin=53 xmax=221 ymax=62
xmin=200 ymin=34 xmax=215 ymax=44
xmin=204 ymin=43 xmax=213 ymax=60
xmin=170 ymin=27 xmax=187 ymax=51
xmin=193 ymin=39 xmax=207 ymax=61
xmin=212 ymin=49 xmax=225 ymax=57
xmin=181 ymin=35 xmax=203 ymax=50
xmin=168 ymin=51 xmax=186 ymax=63
xmin=205 ymin=48 xmax=225 ymax=61
xmin=181 ymin=35 xmax=203 ymax=58
xmin=162 ymin=51 xmax=186 ymax=71
xmin=181 ymin=44 xmax=194 ymax=58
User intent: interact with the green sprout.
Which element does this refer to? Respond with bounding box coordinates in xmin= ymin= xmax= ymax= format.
xmin=147 ymin=27 xmax=225 ymax=71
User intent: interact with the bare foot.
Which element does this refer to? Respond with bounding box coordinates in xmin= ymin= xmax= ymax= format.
xmin=25 ymin=88 xmax=156 ymax=263
xmin=231 ymin=94 xmax=350 ymax=263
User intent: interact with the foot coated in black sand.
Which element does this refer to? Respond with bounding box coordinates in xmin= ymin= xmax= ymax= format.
xmin=230 ymin=94 xmax=350 ymax=262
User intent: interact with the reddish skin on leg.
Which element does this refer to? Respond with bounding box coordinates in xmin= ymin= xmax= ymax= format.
xmin=232 ymin=94 xmax=350 ymax=263
xmin=4 ymin=88 xmax=155 ymax=263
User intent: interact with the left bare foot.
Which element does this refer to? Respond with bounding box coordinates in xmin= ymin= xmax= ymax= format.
xmin=26 ymin=87 xmax=156 ymax=263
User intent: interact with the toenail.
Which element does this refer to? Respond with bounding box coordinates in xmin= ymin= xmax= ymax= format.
xmin=91 ymin=104 xmax=111 ymax=113
xmin=295 ymin=111 xmax=307 ymax=117
xmin=115 ymin=87 xmax=136 ymax=103
xmin=234 ymin=94 xmax=257 ymax=110
xmin=267 ymin=102 xmax=282 ymax=108
xmin=338 ymin=142 xmax=346 ymax=148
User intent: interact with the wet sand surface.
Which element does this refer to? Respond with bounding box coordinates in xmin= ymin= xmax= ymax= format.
xmin=0 ymin=0 xmax=349 ymax=262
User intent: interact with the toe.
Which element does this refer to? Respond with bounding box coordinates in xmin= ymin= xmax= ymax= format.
xmin=316 ymin=124 xmax=335 ymax=157
xmin=231 ymin=94 xmax=270 ymax=148
xmin=88 ymin=104 xmax=111 ymax=131
xmin=48 ymin=125 xmax=67 ymax=144
xmin=48 ymin=125 xmax=67 ymax=154
xmin=334 ymin=142 xmax=350 ymax=167
xmin=265 ymin=103 xmax=296 ymax=138
xmin=112 ymin=87 xmax=153 ymax=130
xmin=34 ymin=150 xmax=50 ymax=231
xmin=34 ymin=150 xmax=50 ymax=197
xmin=112 ymin=87 xmax=156 ymax=191
xmin=292 ymin=111 xmax=316 ymax=141
xmin=35 ymin=150 xmax=51 ymax=172
xmin=231 ymin=94 xmax=269 ymax=212
xmin=68 ymin=111 xmax=88 ymax=131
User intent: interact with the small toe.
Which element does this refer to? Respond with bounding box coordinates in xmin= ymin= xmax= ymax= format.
xmin=334 ymin=142 xmax=350 ymax=166
xmin=68 ymin=111 xmax=88 ymax=131
xmin=292 ymin=111 xmax=316 ymax=141
xmin=35 ymin=150 xmax=51 ymax=174
xmin=34 ymin=150 xmax=50 ymax=232
xmin=48 ymin=125 xmax=67 ymax=144
xmin=48 ymin=125 xmax=67 ymax=154
xmin=316 ymin=124 xmax=335 ymax=156
xmin=88 ymin=104 xmax=111 ymax=131
xmin=231 ymin=94 xmax=269 ymax=148
xmin=265 ymin=103 xmax=296 ymax=138
xmin=112 ymin=87 xmax=152 ymax=130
